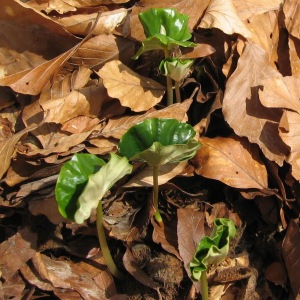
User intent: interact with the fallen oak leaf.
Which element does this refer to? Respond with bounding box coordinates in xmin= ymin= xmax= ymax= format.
xmin=97 ymin=60 xmax=165 ymax=112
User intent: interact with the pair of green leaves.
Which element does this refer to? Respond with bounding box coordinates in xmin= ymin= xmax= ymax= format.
xmin=55 ymin=118 xmax=201 ymax=223
xmin=133 ymin=8 xmax=196 ymax=59
xmin=189 ymin=218 xmax=237 ymax=281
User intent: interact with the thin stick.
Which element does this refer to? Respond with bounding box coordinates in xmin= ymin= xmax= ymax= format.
xmin=152 ymin=165 xmax=163 ymax=226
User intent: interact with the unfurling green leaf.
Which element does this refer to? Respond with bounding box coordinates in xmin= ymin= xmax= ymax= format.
xmin=159 ymin=58 xmax=194 ymax=82
xmin=55 ymin=153 xmax=105 ymax=220
xmin=189 ymin=218 xmax=237 ymax=281
xmin=118 ymin=118 xmax=201 ymax=167
xmin=55 ymin=153 xmax=132 ymax=224
xmin=133 ymin=8 xmax=196 ymax=59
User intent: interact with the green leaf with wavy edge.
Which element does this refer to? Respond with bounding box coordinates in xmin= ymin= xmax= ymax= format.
xmin=118 ymin=118 xmax=201 ymax=167
xmin=55 ymin=153 xmax=105 ymax=220
xmin=74 ymin=153 xmax=133 ymax=224
xmin=189 ymin=218 xmax=237 ymax=281
xmin=133 ymin=8 xmax=196 ymax=59
xmin=159 ymin=58 xmax=194 ymax=82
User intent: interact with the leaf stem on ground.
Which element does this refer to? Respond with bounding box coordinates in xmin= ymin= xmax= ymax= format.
xmin=174 ymin=81 xmax=181 ymax=103
xmin=153 ymin=165 xmax=164 ymax=226
xmin=200 ymin=271 xmax=209 ymax=300
xmin=96 ymin=201 xmax=124 ymax=280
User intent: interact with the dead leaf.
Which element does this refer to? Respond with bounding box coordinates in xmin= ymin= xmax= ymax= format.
xmin=177 ymin=208 xmax=205 ymax=292
xmin=0 ymin=229 xmax=37 ymax=281
xmin=222 ymin=42 xmax=289 ymax=165
xmin=282 ymin=220 xmax=300 ymax=297
xmin=279 ymin=110 xmax=300 ymax=181
xmin=199 ymin=0 xmax=252 ymax=38
xmin=97 ymin=60 xmax=165 ymax=112
xmin=259 ymin=76 xmax=300 ymax=113
xmin=0 ymin=272 xmax=26 ymax=300
xmin=192 ymin=135 xmax=268 ymax=189
xmin=0 ymin=120 xmax=46 ymax=180
xmin=283 ymin=0 xmax=300 ymax=39
xmin=100 ymin=99 xmax=191 ymax=139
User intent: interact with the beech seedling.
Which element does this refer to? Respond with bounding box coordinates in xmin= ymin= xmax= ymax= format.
xmin=134 ymin=8 xmax=196 ymax=105
xmin=189 ymin=218 xmax=237 ymax=300
xmin=55 ymin=153 xmax=132 ymax=279
xmin=118 ymin=118 xmax=201 ymax=226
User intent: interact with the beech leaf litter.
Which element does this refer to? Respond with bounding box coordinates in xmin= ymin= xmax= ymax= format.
xmin=1 ymin=0 xmax=300 ymax=299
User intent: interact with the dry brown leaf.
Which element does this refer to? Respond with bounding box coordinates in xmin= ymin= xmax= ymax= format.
xmin=57 ymin=9 xmax=128 ymax=36
xmin=246 ymin=11 xmax=278 ymax=63
xmin=289 ymin=37 xmax=300 ymax=77
xmin=130 ymin=0 xmax=210 ymax=41
xmin=100 ymin=99 xmax=192 ymax=139
xmin=39 ymin=67 xmax=92 ymax=102
xmin=177 ymin=208 xmax=205 ymax=292
xmin=0 ymin=120 xmax=46 ymax=180
xmin=259 ymin=76 xmax=300 ymax=113
xmin=282 ymin=220 xmax=300 ymax=297
xmin=222 ymin=42 xmax=289 ymax=165
xmin=0 ymin=273 xmax=26 ymax=300
xmin=283 ymin=0 xmax=300 ymax=39
xmin=233 ymin=0 xmax=282 ymax=21
xmin=70 ymin=34 xmax=135 ymax=69
xmin=27 ymin=0 xmax=130 ymax=14
xmin=199 ymin=0 xmax=251 ymax=38
xmin=192 ymin=136 xmax=268 ymax=189
xmin=279 ymin=111 xmax=300 ymax=181
xmin=0 ymin=229 xmax=37 ymax=281
xmin=97 ymin=60 xmax=165 ymax=112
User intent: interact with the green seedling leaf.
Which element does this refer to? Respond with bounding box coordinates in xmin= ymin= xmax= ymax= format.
xmin=159 ymin=58 xmax=194 ymax=82
xmin=133 ymin=8 xmax=196 ymax=59
xmin=74 ymin=153 xmax=133 ymax=224
xmin=118 ymin=118 xmax=201 ymax=166
xmin=55 ymin=153 xmax=106 ymax=220
xmin=55 ymin=153 xmax=132 ymax=224
xmin=189 ymin=218 xmax=237 ymax=281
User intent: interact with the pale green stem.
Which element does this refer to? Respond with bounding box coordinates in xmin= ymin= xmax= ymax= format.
xmin=174 ymin=80 xmax=181 ymax=103
xmin=96 ymin=201 xmax=124 ymax=280
xmin=164 ymin=48 xmax=173 ymax=106
xmin=152 ymin=165 xmax=163 ymax=226
xmin=200 ymin=271 xmax=209 ymax=300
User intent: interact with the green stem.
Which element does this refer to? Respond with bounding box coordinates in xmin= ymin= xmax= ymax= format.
xmin=200 ymin=271 xmax=209 ymax=300
xmin=174 ymin=80 xmax=181 ymax=103
xmin=96 ymin=201 xmax=124 ymax=280
xmin=164 ymin=48 xmax=173 ymax=106
xmin=153 ymin=165 xmax=163 ymax=226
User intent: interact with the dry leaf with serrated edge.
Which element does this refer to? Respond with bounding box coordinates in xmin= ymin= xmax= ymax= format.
xmin=222 ymin=42 xmax=288 ymax=165
xmin=97 ymin=60 xmax=165 ymax=112
xmin=283 ymin=0 xmax=300 ymax=39
xmin=192 ymin=135 xmax=268 ymax=189
xmin=199 ymin=0 xmax=251 ymax=38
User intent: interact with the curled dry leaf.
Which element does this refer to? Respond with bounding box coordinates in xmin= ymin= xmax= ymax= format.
xmin=199 ymin=0 xmax=252 ymax=38
xmin=98 ymin=60 xmax=165 ymax=112
xmin=192 ymin=136 xmax=268 ymax=190
xmin=222 ymin=42 xmax=289 ymax=165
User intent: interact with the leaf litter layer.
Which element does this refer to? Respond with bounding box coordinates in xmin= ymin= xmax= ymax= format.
xmin=0 ymin=0 xmax=300 ymax=299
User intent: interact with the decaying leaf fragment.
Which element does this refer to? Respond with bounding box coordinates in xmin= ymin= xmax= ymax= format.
xmin=98 ymin=60 xmax=165 ymax=112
